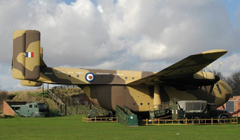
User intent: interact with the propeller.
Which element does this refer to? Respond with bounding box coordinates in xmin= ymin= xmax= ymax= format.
xmin=207 ymin=64 xmax=213 ymax=73
xmin=207 ymin=62 xmax=223 ymax=94
xmin=216 ymin=62 xmax=222 ymax=74
xmin=215 ymin=62 xmax=223 ymax=94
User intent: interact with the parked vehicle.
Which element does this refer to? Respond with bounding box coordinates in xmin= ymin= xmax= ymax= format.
xmin=11 ymin=101 xmax=49 ymax=117
xmin=173 ymin=100 xmax=229 ymax=120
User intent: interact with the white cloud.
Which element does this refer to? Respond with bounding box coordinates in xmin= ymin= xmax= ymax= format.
xmin=211 ymin=53 xmax=240 ymax=77
xmin=130 ymin=36 xmax=167 ymax=61
xmin=13 ymin=83 xmax=35 ymax=91
xmin=14 ymin=84 xmax=23 ymax=89
xmin=135 ymin=61 xmax=172 ymax=72
xmin=222 ymin=54 xmax=240 ymax=72
xmin=0 ymin=74 xmax=20 ymax=91
xmin=0 ymin=64 xmax=11 ymax=75
xmin=1 ymin=0 xmax=240 ymax=90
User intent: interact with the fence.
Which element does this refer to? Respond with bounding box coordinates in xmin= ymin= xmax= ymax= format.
xmin=52 ymin=85 xmax=79 ymax=89
xmin=82 ymin=117 xmax=238 ymax=126
xmin=140 ymin=117 xmax=238 ymax=126
xmin=82 ymin=117 xmax=118 ymax=123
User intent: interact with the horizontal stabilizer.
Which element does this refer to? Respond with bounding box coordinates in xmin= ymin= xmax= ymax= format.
xmin=21 ymin=80 xmax=42 ymax=86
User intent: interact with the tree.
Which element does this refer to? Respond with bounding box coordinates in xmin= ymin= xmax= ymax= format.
xmin=0 ymin=90 xmax=8 ymax=113
xmin=226 ymin=71 xmax=240 ymax=96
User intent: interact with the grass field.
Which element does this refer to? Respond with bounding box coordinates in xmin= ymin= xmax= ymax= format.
xmin=0 ymin=115 xmax=239 ymax=140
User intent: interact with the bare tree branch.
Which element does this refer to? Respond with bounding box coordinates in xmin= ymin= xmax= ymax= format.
xmin=226 ymin=71 xmax=240 ymax=96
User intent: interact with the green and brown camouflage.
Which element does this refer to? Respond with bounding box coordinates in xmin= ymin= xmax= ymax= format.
xmin=12 ymin=30 xmax=233 ymax=113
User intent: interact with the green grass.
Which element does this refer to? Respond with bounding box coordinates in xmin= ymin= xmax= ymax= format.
xmin=0 ymin=115 xmax=239 ymax=140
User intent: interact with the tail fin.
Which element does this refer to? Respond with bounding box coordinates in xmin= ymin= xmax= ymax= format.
xmin=40 ymin=46 xmax=47 ymax=68
xmin=12 ymin=30 xmax=40 ymax=80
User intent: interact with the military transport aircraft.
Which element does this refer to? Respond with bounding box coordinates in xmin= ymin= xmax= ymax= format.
xmin=12 ymin=30 xmax=232 ymax=115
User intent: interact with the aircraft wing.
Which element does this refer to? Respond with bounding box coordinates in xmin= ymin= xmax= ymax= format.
xmin=127 ymin=50 xmax=227 ymax=85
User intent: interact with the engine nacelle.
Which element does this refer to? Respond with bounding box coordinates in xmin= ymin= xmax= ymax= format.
xmin=193 ymin=71 xmax=215 ymax=80
xmin=193 ymin=71 xmax=219 ymax=86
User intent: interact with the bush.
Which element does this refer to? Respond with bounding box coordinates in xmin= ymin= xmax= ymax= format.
xmin=0 ymin=90 xmax=8 ymax=113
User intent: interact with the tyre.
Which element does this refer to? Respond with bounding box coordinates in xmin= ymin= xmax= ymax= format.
xmin=31 ymin=112 xmax=38 ymax=118
xmin=193 ymin=116 xmax=201 ymax=124
xmin=219 ymin=115 xmax=229 ymax=123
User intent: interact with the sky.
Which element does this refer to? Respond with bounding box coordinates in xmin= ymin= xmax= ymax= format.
xmin=0 ymin=0 xmax=240 ymax=91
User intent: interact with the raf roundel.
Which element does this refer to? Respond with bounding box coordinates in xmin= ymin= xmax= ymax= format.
xmin=85 ymin=73 xmax=95 ymax=82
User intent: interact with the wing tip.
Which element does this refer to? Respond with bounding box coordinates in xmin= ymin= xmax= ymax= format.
xmin=202 ymin=49 xmax=228 ymax=54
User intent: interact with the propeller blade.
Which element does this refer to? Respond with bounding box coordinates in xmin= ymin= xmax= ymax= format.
xmin=216 ymin=61 xmax=222 ymax=75
xmin=215 ymin=62 xmax=223 ymax=94
xmin=209 ymin=84 xmax=214 ymax=94
xmin=216 ymin=82 xmax=222 ymax=94
xmin=207 ymin=64 xmax=213 ymax=73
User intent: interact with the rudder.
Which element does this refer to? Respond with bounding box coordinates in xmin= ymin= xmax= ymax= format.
xmin=12 ymin=30 xmax=40 ymax=80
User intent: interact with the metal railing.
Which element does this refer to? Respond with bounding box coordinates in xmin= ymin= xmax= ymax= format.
xmin=46 ymin=89 xmax=66 ymax=115
xmin=47 ymin=89 xmax=65 ymax=105
xmin=149 ymin=101 xmax=174 ymax=111
xmin=140 ymin=117 xmax=238 ymax=126
xmin=82 ymin=117 xmax=118 ymax=123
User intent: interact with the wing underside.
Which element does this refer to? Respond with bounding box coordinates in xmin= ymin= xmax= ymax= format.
xmin=127 ymin=50 xmax=227 ymax=86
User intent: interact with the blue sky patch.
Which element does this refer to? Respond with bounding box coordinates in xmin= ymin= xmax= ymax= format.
xmin=222 ymin=0 xmax=240 ymax=27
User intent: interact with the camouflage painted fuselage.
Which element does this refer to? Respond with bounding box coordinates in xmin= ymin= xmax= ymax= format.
xmin=37 ymin=67 xmax=232 ymax=112
xmin=12 ymin=30 xmax=233 ymax=113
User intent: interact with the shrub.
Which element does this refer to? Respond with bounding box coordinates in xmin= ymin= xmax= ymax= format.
xmin=0 ymin=90 xmax=8 ymax=113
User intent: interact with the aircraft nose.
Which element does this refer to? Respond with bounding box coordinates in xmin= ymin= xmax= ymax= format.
xmin=214 ymin=80 xmax=232 ymax=106
xmin=225 ymin=85 xmax=233 ymax=102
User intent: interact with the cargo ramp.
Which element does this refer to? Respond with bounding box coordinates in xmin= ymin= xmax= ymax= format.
xmin=116 ymin=105 xmax=138 ymax=126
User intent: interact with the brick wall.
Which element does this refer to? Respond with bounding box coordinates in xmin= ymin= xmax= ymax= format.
xmin=3 ymin=101 xmax=16 ymax=116
xmin=217 ymin=96 xmax=240 ymax=117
